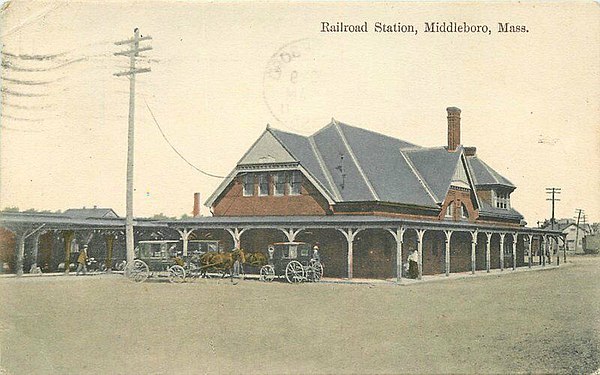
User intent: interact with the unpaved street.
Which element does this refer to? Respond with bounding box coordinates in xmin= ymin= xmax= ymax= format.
xmin=1 ymin=257 xmax=598 ymax=374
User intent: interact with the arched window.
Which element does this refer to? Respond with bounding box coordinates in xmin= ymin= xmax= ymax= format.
xmin=461 ymin=203 xmax=469 ymax=219
xmin=445 ymin=202 xmax=454 ymax=218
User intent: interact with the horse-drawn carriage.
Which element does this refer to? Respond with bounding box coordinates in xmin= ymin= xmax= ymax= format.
xmin=124 ymin=240 xmax=186 ymax=283
xmin=259 ymin=242 xmax=323 ymax=283
xmin=124 ymin=240 xmax=323 ymax=284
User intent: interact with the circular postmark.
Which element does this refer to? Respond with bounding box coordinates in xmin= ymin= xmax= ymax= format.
xmin=262 ymin=38 xmax=319 ymax=131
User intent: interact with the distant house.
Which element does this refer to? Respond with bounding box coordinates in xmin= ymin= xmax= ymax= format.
xmin=63 ymin=207 xmax=120 ymax=219
xmin=541 ymin=219 xmax=591 ymax=253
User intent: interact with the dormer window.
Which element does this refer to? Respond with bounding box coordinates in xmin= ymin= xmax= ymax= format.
xmin=494 ymin=190 xmax=510 ymax=209
xmin=242 ymin=174 xmax=255 ymax=196
xmin=460 ymin=203 xmax=469 ymax=218
xmin=273 ymin=172 xmax=286 ymax=196
xmin=445 ymin=202 xmax=454 ymax=218
xmin=289 ymin=171 xmax=302 ymax=195
xmin=258 ymin=174 xmax=269 ymax=196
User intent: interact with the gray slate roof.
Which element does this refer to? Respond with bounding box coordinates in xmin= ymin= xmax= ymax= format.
xmin=269 ymin=121 xmax=515 ymax=210
xmin=402 ymin=147 xmax=462 ymax=203
xmin=465 ymin=156 xmax=515 ymax=188
xmin=477 ymin=200 xmax=523 ymax=220
xmin=63 ymin=208 xmax=119 ymax=219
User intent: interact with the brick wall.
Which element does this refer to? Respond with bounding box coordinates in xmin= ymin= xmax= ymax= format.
xmin=438 ymin=187 xmax=479 ymax=222
xmin=212 ymin=175 xmax=331 ymax=216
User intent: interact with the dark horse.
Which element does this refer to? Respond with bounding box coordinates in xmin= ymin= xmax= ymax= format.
xmin=198 ymin=249 xmax=245 ymax=278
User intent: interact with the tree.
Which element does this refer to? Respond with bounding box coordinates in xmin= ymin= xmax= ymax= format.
xmin=149 ymin=213 xmax=175 ymax=220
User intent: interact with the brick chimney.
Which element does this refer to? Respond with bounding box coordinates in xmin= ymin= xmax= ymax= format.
xmin=192 ymin=192 xmax=201 ymax=217
xmin=447 ymin=107 xmax=461 ymax=152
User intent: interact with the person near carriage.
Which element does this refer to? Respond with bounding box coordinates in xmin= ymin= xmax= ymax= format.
xmin=231 ymin=248 xmax=245 ymax=284
xmin=407 ymin=248 xmax=419 ymax=279
xmin=76 ymin=245 xmax=89 ymax=276
xmin=311 ymin=244 xmax=321 ymax=263
xmin=267 ymin=245 xmax=275 ymax=265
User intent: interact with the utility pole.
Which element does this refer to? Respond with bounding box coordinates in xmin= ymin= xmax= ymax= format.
xmin=573 ymin=209 xmax=584 ymax=254
xmin=0 ymin=42 xmax=4 ymax=210
xmin=545 ymin=187 xmax=561 ymax=230
xmin=114 ymin=28 xmax=152 ymax=264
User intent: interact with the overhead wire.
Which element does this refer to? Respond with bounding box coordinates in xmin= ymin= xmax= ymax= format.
xmin=142 ymin=95 xmax=226 ymax=179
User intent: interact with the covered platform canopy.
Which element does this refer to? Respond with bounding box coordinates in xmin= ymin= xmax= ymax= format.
xmin=0 ymin=212 xmax=166 ymax=275
xmin=1 ymin=212 xmax=565 ymax=280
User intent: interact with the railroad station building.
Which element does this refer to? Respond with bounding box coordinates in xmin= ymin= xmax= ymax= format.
xmin=0 ymin=107 xmax=566 ymax=281
xmin=189 ymin=107 xmax=565 ymax=280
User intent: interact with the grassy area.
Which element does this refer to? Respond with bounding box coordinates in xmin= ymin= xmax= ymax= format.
xmin=0 ymin=256 xmax=598 ymax=374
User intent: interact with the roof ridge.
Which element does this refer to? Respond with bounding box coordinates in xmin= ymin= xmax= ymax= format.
xmin=268 ymin=126 xmax=307 ymax=138
xmin=335 ymin=120 xmax=421 ymax=148
xmin=460 ymin=153 xmax=482 ymax=209
xmin=308 ymin=135 xmax=342 ymax=201
xmin=402 ymin=146 xmax=446 ymax=152
xmin=310 ymin=119 xmax=337 ymax=138
xmin=436 ymin=149 xmax=466 ymax=200
xmin=399 ymin=149 xmax=439 ymax=204
xmin=464 ymin=156 xmax=480 ymax=186
xmin=334 ymin=121 xmax=380 ymax=201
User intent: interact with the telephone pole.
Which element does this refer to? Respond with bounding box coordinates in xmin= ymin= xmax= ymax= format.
xmin=545 ymin=187 xmax=561 ymax=230
xmin=0 ymin=42 xmax=4 ymax=210
xmin=573 ymin=209 xmax=584 ymax=254
xmin=114 ymin=28 xmax=152 ymax=264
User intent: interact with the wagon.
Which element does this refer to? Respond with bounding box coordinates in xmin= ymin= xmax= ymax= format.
xmin=259 ymin=242 xmax=323 ymax=283
xmin=124 ymin=240 xmax=186 ymax=283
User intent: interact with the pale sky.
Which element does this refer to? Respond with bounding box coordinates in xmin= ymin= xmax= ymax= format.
xmin=1 ymin=1 xmax=598 ymax=223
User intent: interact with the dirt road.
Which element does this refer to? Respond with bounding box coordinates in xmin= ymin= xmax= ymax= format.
xmin=1 ymin=257 xmax=598 ymax=374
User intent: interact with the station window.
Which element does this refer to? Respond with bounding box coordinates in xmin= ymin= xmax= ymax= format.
xmin=494 ymin=191 xmax=510 ymax=209
xmin=289 ymin=171 xmax=302 ymax=195
xmin=461 ymin=203 xmax=469 ymax=219
xmin=242 ymin=174 xmax=254 ymax=196
xmin=258 ymin=173 xmax=269 ymax=196
xmin=445 ymin=202 xmax=454 ymax=218
xmin=273 ymin=172 xmax=286 ymax=196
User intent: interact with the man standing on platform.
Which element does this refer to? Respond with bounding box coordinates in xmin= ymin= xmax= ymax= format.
xmin=76 ymin=245 xmax=89 ymax=276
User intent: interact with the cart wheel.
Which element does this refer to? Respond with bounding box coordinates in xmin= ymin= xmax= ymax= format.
xmin=285 ymin=261 xmax=305 ymax=283
xmin=124 ymin=260 xmax=149 ymax=283
xmin=168 ymin=265 xmax=186 ymax=283
xmin=259 ymin=265 xmax=275 ymax=282
xmin=309 ymin=260 xmax=324 ymax=282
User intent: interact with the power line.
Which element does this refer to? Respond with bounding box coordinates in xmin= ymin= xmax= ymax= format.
xmin=142 ymin=95 xmax=226 ymax=179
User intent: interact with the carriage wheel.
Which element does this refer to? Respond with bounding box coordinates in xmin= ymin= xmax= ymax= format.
xmin=124 ymin=260 xmax=149 ymax=283
xmin=259 ymin=265 xmax=275 ymax=282
xmin=168 ymin=265 xmax=186 ymax=283
xmin=308 ymin=260 xmax=324 ymax=282
xmin=285 ymin=261 xmax=305 ymax=283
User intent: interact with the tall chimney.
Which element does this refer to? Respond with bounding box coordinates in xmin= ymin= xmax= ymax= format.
xmin=193 ymin=192 xmax=201 ymax=217
xmin=447 ymin=107 xmax=461 ymax=152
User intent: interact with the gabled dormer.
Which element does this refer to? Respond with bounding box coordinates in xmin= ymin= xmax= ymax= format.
xmin=205 ymin=127 xmax=335 ymax=216
xmin=438 ymin=152 xmax=480 ymax=222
